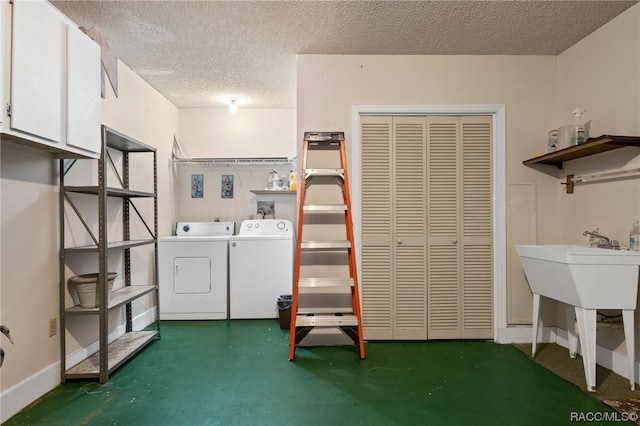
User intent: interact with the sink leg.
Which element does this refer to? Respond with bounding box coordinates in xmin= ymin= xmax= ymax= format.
xmin=575 ymin=307 xmax=597 ymax=392
xmin=622 ymin=309 xmax=635 ymax=390
xmin=532 ymin=293 xmax=541 ymax=357
xmin=565 ymin=304 xmax=578 ymax=358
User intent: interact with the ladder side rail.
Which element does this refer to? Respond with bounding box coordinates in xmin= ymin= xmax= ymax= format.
xmin=339 ymin=139 xmax=359 ymax=286
xmin=338 ymin=139 xmax=366 ymax=359
xmin=289 ymin=140 xmax=309 ymax=360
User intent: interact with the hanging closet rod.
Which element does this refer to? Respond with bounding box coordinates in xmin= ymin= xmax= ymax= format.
xmin=563 ymin=167 xmax=640 ymax=193
xmin=573 ymin=167 xmax=640 ymax=184
xmin=169 ymin=157 xmax=294 ymax=166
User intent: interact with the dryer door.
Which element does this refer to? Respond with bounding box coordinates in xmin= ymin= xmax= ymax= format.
xmin=174 ymin=257 xmax=211 ymax=294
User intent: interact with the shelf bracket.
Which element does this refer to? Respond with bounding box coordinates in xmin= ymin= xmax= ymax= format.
xmin=562 ymin=174 xmax=575 ymax=194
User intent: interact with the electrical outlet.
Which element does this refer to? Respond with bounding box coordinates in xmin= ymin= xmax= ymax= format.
xmin=49 ymin=317 xmax=57 ymax=337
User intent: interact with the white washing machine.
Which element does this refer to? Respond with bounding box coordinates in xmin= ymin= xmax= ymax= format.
xmin=158 ymin=221 xmax=235 ymax=320
xmin=229 ymin=219 xmax=294 ymax=319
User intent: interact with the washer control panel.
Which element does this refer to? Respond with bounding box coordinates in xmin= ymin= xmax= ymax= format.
xmin=175 ymin=221 xmax=235 ymax=236
xmin=239 ymin=219 xmax=293 ymax=235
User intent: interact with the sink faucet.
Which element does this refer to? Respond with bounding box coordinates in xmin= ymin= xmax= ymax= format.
xmin=583 ymin=230 xmax=620 ymax=250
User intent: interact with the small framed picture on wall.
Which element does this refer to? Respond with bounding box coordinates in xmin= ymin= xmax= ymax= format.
xmin=191 ymin=174 xmax=203 ymax=198
xmin=221 ymin=175 xmax=233 ymax=199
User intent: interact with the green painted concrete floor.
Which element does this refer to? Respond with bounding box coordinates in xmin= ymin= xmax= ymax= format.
xmin=5 ymin=321 xmax=632 ymax=425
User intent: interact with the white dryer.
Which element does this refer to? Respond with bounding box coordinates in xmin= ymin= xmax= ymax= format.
xmin=158 ymin=222 xmax=234 ymax=320
xmin=229 ymin=219 xmax=294 ymax=319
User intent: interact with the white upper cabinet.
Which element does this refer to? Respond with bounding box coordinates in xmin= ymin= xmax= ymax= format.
xmin=66 ymin=23 xmax=101 ymax=153
xmin=0 ymin=2 xmax=5 ymax=126
xmin=11 ymin=0 xmax=65 ymax=143
xmin=2 ymin=0 xmax=101 ymax=158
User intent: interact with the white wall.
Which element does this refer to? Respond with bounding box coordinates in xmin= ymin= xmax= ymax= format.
xmin=179 ymin=108 xmax=296 ymax=158
xmin=169 ymin=162 xmax=298 ymax=228
xmin=297 ymin=54 xmax=562 ymax=328
xmin=173 ymin=108 xmax=298 ymax=227
xmin=103 ymin=62 xmax=179 ymax=238
xmin=0 ymin=143 xmax=60 ymax=416
xmin=0 ymin=60 xmax=178 ymax=422
xmin=555 ymin=5 xmax=640 ymax=358
xmin=557 ymin=4 xmax=640 ymax=247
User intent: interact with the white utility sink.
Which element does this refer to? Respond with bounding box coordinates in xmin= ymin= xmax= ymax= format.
xmin=515 ymin=244 xmax=640 ymax=391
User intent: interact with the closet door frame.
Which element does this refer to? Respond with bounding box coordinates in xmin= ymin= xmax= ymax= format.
xmin=352 ymin=104 xmax=507 ymax=342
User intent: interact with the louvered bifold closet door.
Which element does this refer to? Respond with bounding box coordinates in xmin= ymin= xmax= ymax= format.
xmin=427 ymin=116 xmax=461 ymax=339
xmin=362 ymin=115 xmax=493 ymax=341
xmin=460 ymin=116 xmax=493 ymax=338
xmin=360 ymin=116 xmax=393 ymax=339
xmin=393 ymin=117 xmax=427 ymax=339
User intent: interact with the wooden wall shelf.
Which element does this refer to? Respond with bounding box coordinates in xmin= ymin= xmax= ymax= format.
xmin=250 ymin=190 xmax=296 ymax=195
xmin=523 ymin=135 xmax=640 ymax=169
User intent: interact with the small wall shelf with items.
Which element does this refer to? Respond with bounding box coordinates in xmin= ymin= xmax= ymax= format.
xmin=59 ymin=125 xmax=159 ymax=384
xmin=523 ymin=135 xmax=640 ymax=194
xmin=523 ymin=135 xmax=640 ymax=169
xmin=250 ymin=190 xmax=296 ymax=195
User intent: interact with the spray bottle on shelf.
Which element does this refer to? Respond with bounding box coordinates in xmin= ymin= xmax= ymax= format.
xmin=572 ymin=108 xmax=586 ymax=145
xmin=630 ymin=220 xmax=640 ymax=251
xmin=267 ymin=169 xmax=281 ymax=190
xmin=273 ymin=170 xmax=281 ymax=189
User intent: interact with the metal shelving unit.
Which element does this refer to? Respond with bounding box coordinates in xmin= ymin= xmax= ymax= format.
xmin=58 ymin=125 xmax=160 ymax=384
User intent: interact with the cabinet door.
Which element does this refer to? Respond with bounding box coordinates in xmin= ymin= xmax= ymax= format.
xmin=11 ymin=0 xmax=64 ymax=142
xmin=67 ymin=24 xmax=101 ymax=153
xmin=0 ymin=3 xmax=5 ymax=125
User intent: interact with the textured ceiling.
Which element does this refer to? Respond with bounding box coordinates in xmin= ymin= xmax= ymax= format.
xmin=50 ymin=0 xmax=638 ymax=109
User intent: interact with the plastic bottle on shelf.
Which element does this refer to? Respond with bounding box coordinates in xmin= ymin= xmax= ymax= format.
xmin=547 ymin=130 xmax=559 ymax=152
xmin=266 ymin=170 xmax=274 ymax=189
xmin=630 ymin=220 xmax=640 ymax=251
xmin=572 ymin=108 xmax=586 ymax=145
xmin=289 ymin=170 xmax=297 ymax=191
xmin=272 ymin=170 xmax=281 ymax=189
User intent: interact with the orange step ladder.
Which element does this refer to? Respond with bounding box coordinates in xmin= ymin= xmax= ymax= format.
xmin=288 ymin=132 xmax=365 ymax=360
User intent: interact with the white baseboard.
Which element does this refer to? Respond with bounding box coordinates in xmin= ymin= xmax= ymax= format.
xmin=498 ymin=325 xmax=638 ymax=386
xmin=0 ymin=361 xmax=60 ymax=424
xmin=0 ymin=307 xmax=157 ymax=424
xmin=495 ymin=325 xmax=557 ymax=344
xmin=555 ymin=328 xmax=638 ymax=386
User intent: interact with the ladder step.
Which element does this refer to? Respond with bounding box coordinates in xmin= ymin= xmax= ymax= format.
xmin=304 ymin=168 xmax=344 ymax=179
xmin=300 ymin=240 xmax=351 ymax=249
xmin=304 ymin=132 xmax=344 ymax=142
xmin=298 ymin=278 xmax=354 ymax=288
xmin=295 ymin=314 xmax=358 ymax=327
xmin=303 ymin=204 xmax=347 ymax=212
xmin=298 ymin=308 xmax=354 ymax=315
